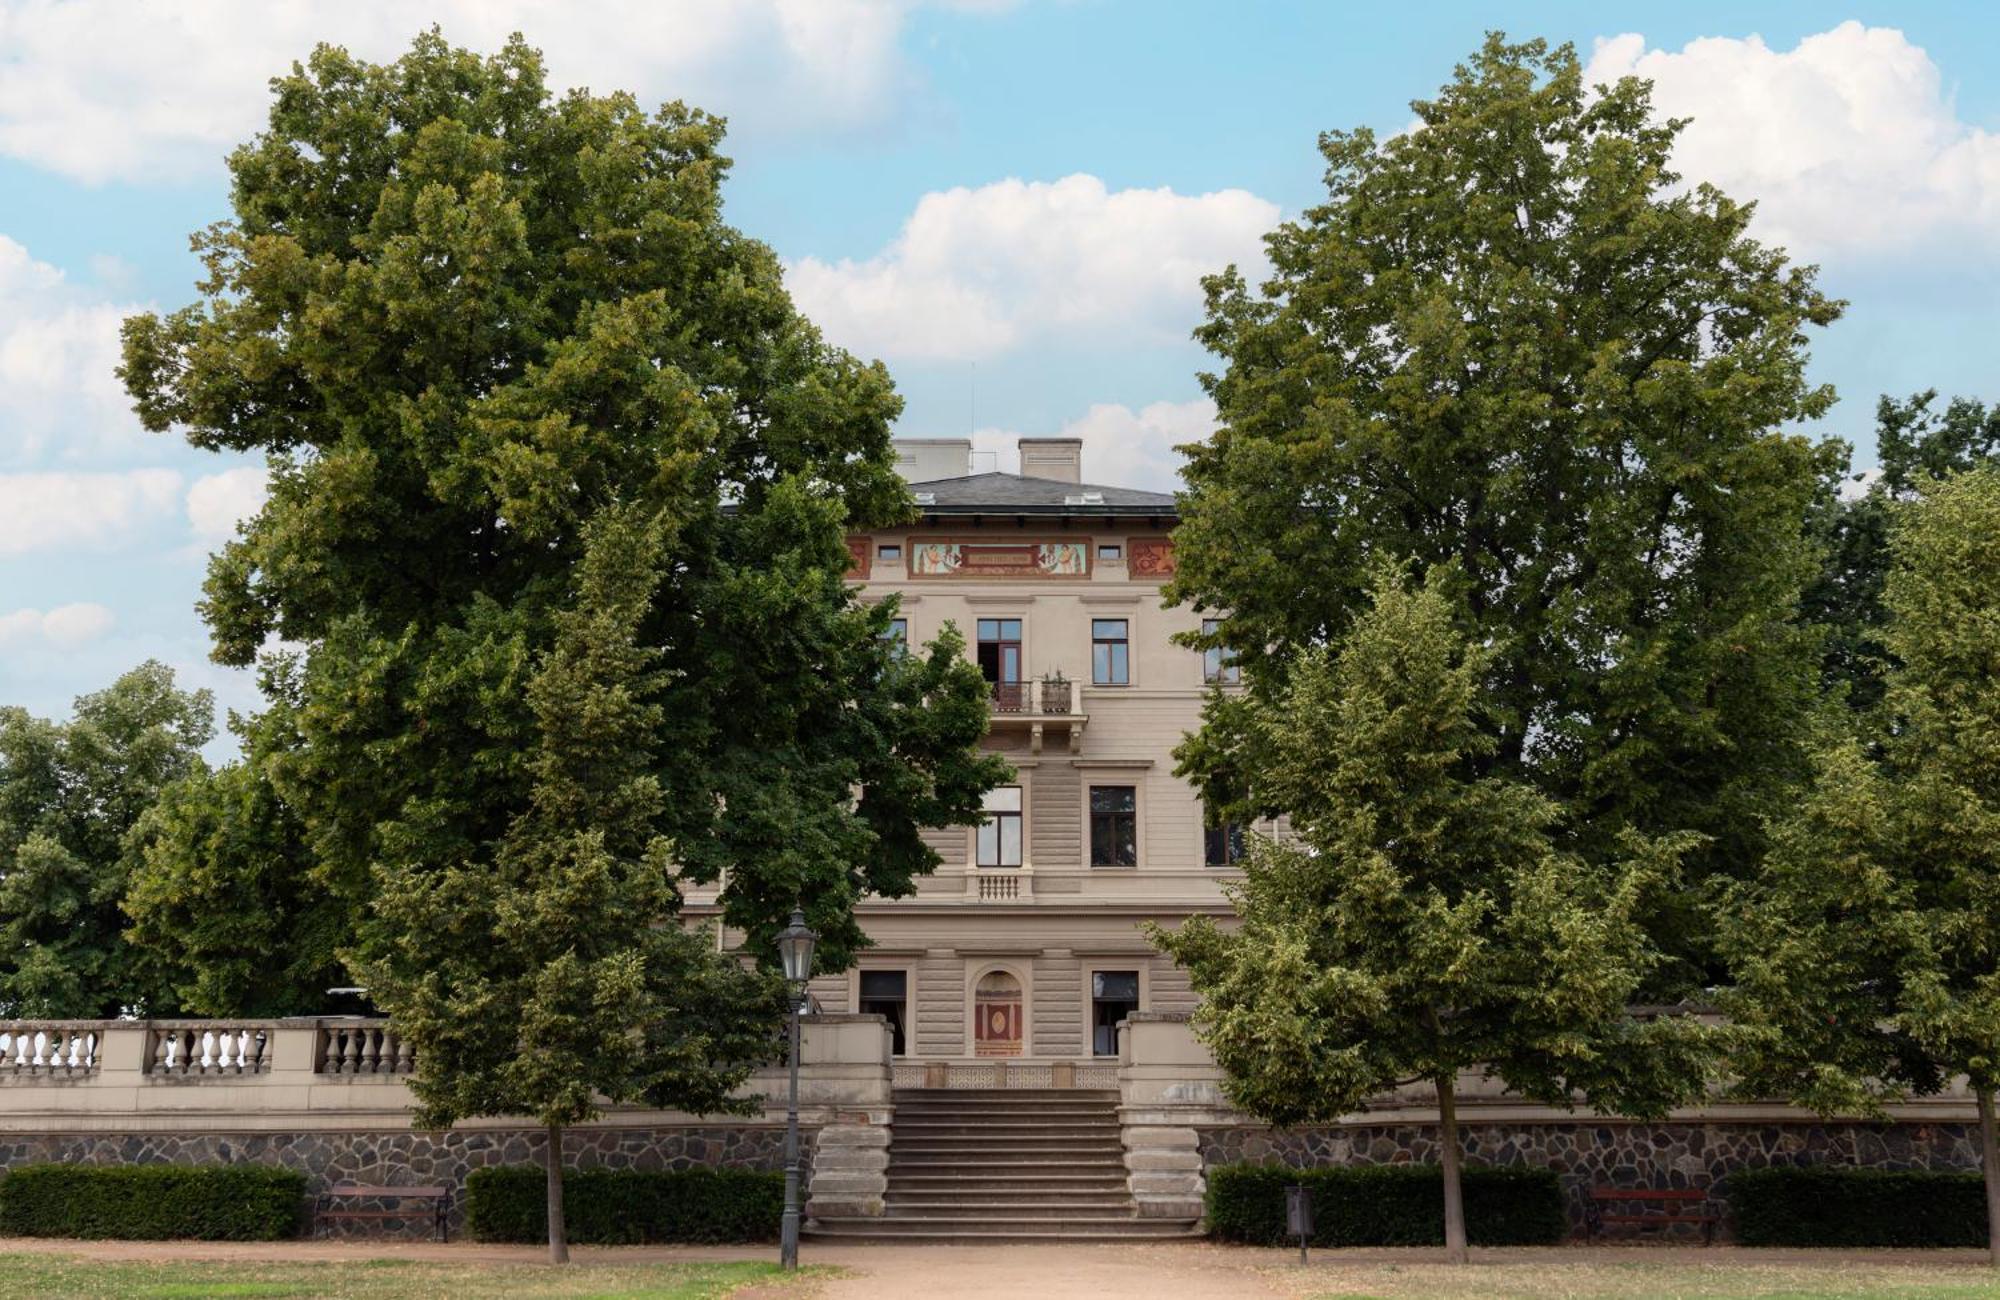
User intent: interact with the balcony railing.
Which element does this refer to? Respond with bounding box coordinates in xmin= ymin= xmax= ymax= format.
xmin=990 ymin=677 xmax=1074 ymax=715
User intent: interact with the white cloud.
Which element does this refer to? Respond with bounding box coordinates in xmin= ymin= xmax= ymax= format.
xmin=0 ymin=602 xmax=114 ymax=648
xmin=1587 ymin=23 xmax=2000 ymax=257
xmin=0 ymin=469 xmax=181 ymax=556
xmin=973 ymin=396 xmax=1215 ymax=492
xmin=0 ymin=235 xmax=147 ymax=466
xmin=787 ymin=174 xmax=1277 ymax=361
xmin=186 ymin=466 xmax=269 ymax=541
xmin=0 ymin=0 xmax=1010 ymax=185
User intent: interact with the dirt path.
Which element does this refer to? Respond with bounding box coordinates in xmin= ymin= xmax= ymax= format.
xmin=1 ymin=1237 xmax=1994 ymax=1299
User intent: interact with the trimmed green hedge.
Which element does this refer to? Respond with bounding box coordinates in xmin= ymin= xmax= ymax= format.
xmin=465 ymin=1166 xmax=782 ymax=1244
xmin=0 ymin=1165 xmax=305 ymax=1240
xmin=1728 ymin=1167 xmax=1987 ymax=1247
xmin=1206 ymin=1163 xmax=1566 ymax=1246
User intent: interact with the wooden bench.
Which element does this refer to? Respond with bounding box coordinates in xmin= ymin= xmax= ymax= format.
xmin=316 ymin=1183 xmax=451 ymax=1242
xmin=1585 ymin=1186 xmax=1719 ymax=1244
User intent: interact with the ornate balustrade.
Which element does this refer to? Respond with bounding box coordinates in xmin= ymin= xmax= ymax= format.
xmin=147 ymin=1023 xmax=271 ymax=1076
xmin=0 ymin=1022 xmax=103 ymax=1077
xmin=317 ymin=1022 xmax=416 ymax=1075
xmin=0 ymin=1015 xmax=894 ymax=1134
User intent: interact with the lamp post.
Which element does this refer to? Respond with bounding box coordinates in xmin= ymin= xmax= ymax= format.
xmin=776 ymin=908 xmax=817 ymax=1271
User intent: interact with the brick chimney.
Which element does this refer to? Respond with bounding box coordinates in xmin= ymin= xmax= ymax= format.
xmin=1017 ymin=437 xmax=1082 ymax=483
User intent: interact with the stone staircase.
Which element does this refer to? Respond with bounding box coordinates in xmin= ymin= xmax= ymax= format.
xmin=806 ymin=1087 xmax=1203 ymax=1243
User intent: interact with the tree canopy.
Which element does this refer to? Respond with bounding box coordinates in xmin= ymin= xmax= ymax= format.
xmin=118 ymin=31 xmax=1006 ymax=983
xmin=0 ymin=662 xmax=213 ymax=1017
xmin=1805 ymin=391 xmax=2000 ymax=712
xmin=1717 ymin=464 xmax=2000 ymax=1262
xmin=1154 ymin=562 xmax=1710 ymax=1259
xmin=359 ymin=505 xmax=785 ymax=1262
xmin=1168 ymin=35 xmax=1843 ymax=985
xmin=121 ymin=669 xmax=343 ymax=1018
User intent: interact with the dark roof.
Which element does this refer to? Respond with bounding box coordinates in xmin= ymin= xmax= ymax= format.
xmin=904 ymin=472 xmax=1178 ymax=518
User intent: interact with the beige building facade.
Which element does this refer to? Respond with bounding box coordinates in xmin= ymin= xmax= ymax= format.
xmin=782 ymin=437 xmax=1243 ymax=1085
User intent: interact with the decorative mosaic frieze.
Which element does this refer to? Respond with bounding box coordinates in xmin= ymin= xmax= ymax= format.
xmin=907 ymin=540 xmax=1090 ymax=579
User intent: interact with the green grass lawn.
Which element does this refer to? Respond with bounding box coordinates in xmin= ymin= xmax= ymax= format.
xmin=0 ymin=1254 xmax=814 ymax=1300
xmin=1291 ymin=1251 xmax=2000 ymax=1299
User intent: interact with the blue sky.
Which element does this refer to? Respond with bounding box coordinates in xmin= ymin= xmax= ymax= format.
xmin=5 ymin=2 xmax=2000 ymax=744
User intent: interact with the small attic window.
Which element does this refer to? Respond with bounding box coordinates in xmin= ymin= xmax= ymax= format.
xmin=1064 ymin=491 xmax=1105 ymax=506
xmin=912 ymin=492 xmax=936 ymax=505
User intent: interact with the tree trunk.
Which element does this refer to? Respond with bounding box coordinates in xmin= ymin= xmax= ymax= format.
xmin=1979 ymin=1087 xmax=2000 ymax=1267
xmin=1437 ymin=1073 xmax=1468 ymax=1264
xmin=545 ymin=1122 xmax=569 ymax=1265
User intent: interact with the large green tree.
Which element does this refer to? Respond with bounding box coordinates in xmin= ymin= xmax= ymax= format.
xmin=117 ymin=33 xmax=1005 ymax=989
xmin=1805 ymin=391 xmax=2000 ymax=712
xmin=0 ymin=662 xmax=213 ymax=1016
xmin=1717 ymin=464 xmax=2000 ymax=1264
xmin=1170 ymin=35 xmax=1841 ymax=986
xmin=1155 ymin=563 xmax=1710 ymax=1262
xmin=360 ymin=506 xmax=784 ymax=1263
xmin=122 ymin=667 xmax=343 ymax=1017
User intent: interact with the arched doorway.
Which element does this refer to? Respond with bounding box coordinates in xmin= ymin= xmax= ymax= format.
xmin=973 ymin=969 xmax=1024 ymax=1057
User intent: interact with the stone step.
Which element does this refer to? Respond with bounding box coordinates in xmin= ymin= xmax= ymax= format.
xmin=805 ymin=1218 xmax=1203 ymax=1243
xmin=889 ymin=1151 xmax=1128 ymax=1165
xmin=892 ymin=1112 xmax=1118 ymax=1125
xmin=888 ymin=1168 xmax=1136 ymax=1176
xmin=896 ymin=1112 xmax=1120 ymax=1120
xmin=884 ymin=1197 xmax=1139 ymax=1212
xmin=892 ymin=1136 xmax=1128 ymax=1144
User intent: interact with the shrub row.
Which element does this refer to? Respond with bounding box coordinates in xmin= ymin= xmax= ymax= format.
xmin=1205 ymin=1163 xmax=1566 ymax=1246
xmin=464 ymin=1166 xmax=783 ymax=1244
xmin=0 ymin=1165 xmax=306 ymax=1240
xmin=1727 ymin=1167 xmax=1988 ymax=1247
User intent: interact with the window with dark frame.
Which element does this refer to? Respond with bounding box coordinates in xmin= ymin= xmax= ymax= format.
xmin=977 ymin=785 xmax=1023 ymax=868
xmin=976 ymin=618 xmax=1024 ymax=710
xmin=1204 ymin=814 xmax=1247 ymax=868
xmin=1202 ymin=617 xmax=1241 ymax=684
xmin=1098 ymin=543 xmax=1122 ymax=561
xmin=1091 ymin=970 xmax=1140 ymax=1056
xmin=1089 ymin=785 xmax=1138 ymax=867
xmin=883 ymin=617 xmax=909 ymax=655
xmin=858 ymin=969 xmax=909 ymax=1056
xmin=1091 ymin=618 xmax=1130 ymax=685
xmin=878 ymin=543 xmax=903 ymax=562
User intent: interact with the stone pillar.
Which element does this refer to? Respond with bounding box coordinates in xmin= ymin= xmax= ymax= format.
xmin=1117 ymin=1013 xmax=1237 ymax=1225
xmin=798 ymin=1013 xmax=895 ymax=1221
xmin=804 ymin=1122 xmax=891 ymax=1219
xmin=1123 ymin=1124 xmax=1204 ymax=1218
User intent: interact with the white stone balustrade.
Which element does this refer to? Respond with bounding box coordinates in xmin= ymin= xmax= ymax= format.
xmin=148 ymin=1024 xmax=271 ymax=1076
xmin=0 ymin=1022 xmax=102 ymax=1077
xmin=0 ymin=1015 xmax=894 ymax=1138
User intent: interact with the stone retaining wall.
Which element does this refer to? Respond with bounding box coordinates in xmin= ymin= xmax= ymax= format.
xmin=1196 ymin=1120 xmax=1984 ymax=1239
xmin=0 ymin=1125 xmax=813 ymax=1239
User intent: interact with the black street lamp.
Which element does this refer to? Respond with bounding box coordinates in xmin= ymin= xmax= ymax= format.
xmin=776 ymin=909 xmax=817 ymax=1271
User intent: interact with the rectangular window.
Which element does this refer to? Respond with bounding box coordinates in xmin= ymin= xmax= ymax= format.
xmin=878 ymin=543 xmax=903 ymax=563
xmin=1089 ymin=785 xmax=1138 ymax=867
xmin=977 ymin=785 xmax=1024 ymax=868
xmin=859 ymin=970 xmax=909 ymax=1057
xmin=1202 ymin=618 xmax=1241 ymax=684
xmin=1098 ymin=543 xmax=1122 ymax=561
xmin=1092 ymin=619 xmax=1130 ymax=685
xmin=1092 ymin=970 xmax=1140 ymax=1056
xmin=883 ymin=617 xmax=909 ymax=654
xmin=977 ymin=618 xmax=1024 ymax=710
xmin=1204 ymin=815 xmax=1247 ymax=868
